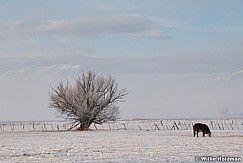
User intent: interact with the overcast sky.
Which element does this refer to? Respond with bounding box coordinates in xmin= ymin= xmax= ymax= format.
xmin=0 ymin=0 xmax=243 ymax=121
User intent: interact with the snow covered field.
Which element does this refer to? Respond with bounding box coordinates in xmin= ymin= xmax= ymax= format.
xmin=0 ymin=128 xmax=242 ymax=162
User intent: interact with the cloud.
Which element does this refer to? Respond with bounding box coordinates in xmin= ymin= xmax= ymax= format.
xmin=159 ymin=19 xmax=184 ymax=28
xmin=131 ymin=29 xmax=171 ymax=39
xmin=0 ymin=15 xmax=163 ymax=38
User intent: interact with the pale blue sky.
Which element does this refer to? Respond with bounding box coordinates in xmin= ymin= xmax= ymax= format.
xmin=1 ymin=0 xmax=243 ymax=58
xmin=0 ymin=1 xmax=243 ymax=121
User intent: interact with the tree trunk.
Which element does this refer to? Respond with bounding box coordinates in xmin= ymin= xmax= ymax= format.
xmin=76 ymin=121 xmax=92 ymax=131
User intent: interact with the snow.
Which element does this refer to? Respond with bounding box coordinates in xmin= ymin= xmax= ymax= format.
xmin=0 ymin=128 xmax=242 ymax=162
xmin=215 ymin=69 xmax=243 ymax=81
xmin=0 ymin=64 xmax=81 ymax=78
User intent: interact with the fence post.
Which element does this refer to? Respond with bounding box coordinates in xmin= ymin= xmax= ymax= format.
xmin=221 ymin=123 xmax=224 ymax=130
xmin=154 ymin=123 xmax=160 ymax=130
xmin=93 ymin=123 xmax=98 ymax=130
xmin=123 ymin=123 xmax=127 ymax=130
xmin=160 ymin=120 xmax=165 ymax=130
xmin=229 ymin=121 xmax=234 ymax=130
xmin=210 ymin=121 xmax=214 ymax=130
xmin=166 ymin=125 xmax=170 ymax=130
xmin=44 ymin=124 xmax=47 ymax=131
xmin=108 ymin=122 xmax=111 ymax=130
xmin=10 ymin=124 xmax=15 ymax=131
xmin=217 ymin=121 xmax=222 ymax=130
xmin=235 ymin=122 xmax=239 ymax=130
xmin=171 ymin=121 xmax=179 ymax=130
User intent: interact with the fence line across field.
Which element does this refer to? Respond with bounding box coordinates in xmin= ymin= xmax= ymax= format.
xmin=0 ymin=119 xmax=242 ymax=132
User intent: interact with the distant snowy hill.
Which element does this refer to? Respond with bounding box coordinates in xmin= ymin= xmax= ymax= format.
xmin=215 ymin=69 xmax=243 ymax=81
xmin=1 ymin=53 xmax=243 ymax=77
xmin=0 ymin=64 xmax=81 ymax=78
xmin=0 ymin=55 xmax=243 ymax=121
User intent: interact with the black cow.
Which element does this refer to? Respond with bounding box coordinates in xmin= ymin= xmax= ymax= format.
xmin=193 ymin=123 xmax=211 ymax=137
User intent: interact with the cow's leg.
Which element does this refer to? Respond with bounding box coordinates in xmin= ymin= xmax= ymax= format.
xmin=202 ymin=131 xmax=205 ymax=137
xmin=193 ymin=130 xmax=196 ymax=137
xmin=196 ymin=131 xmax=199 ymax=137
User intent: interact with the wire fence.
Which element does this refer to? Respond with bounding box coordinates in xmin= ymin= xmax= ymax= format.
xmin=0 ymin=119 xmax=242 ymax=132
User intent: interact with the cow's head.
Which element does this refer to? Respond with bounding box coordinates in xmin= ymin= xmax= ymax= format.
xmin=207 ymin=132 xmax=211 ymax=137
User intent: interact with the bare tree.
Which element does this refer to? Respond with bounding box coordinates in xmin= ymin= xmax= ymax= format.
xmin=49 ymin=71 xmax=128 ymax=131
